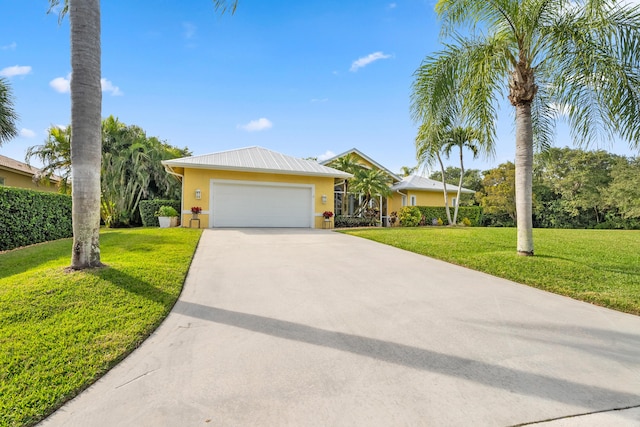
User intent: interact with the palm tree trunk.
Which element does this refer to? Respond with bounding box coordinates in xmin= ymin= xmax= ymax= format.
xmin=453 ymin=144 xmax=464 ymax=225
xmin=437 ymin=153 xmax=453 ymax=225
xmin=70 ymin=0 xmax=103 ymax=268
xmin=515 ymin=103 xmax=534 ymax=256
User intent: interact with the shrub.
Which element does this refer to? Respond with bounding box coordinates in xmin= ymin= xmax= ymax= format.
xmin=139 ymin=200 xmax=180 ymax=227
xmin=389 ymin=211 xmax=398 ymax=226
xmin=334 ymin=216 xmax=378 ymax=228
xmin=398 ymin=206 xmax=421 ymax=227
xmin=461 ymin=217 xmax=472 ymax=227
xmin=416 ymin=206 xmax=482 ymax=226
xmin=0 ymin=187 xmax=72 ymax=251
xmin=156 ymin=205 xmax=178 ymax=217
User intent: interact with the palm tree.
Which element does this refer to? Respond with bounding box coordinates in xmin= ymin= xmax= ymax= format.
xmin=49 ymin=0 xmax=238 ymax=268
xmin=349 ymin=168 xmax=392 ymax=220
xmin=327 ymin=153 xmax=364 ymax=216
xmin=0 ymin=77 xmax=18 ymax=144
xmin=441 ymin=127 xmax=480 ymax=224
xmin=417 ymin=116 xmax=485 ymax=225
xmin=412 ymin=0 xmax=640 ymax=255
xmin=25 ymin=126 xmax=72 ymax=192
xmin=416 ymin=122 xmax=454 ymax=225
xmin=399 ymin=166 xmax=418 ymax=177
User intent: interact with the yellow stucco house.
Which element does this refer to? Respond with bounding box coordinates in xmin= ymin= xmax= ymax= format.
xmin=162 ymin=146 xmax=474 ymax=229
xmin=320 ymin=149 xmax=475 ymax=225
xmin=162 ymin=146 xmax=351 ymax=228
xmin=0 ymin=154 xmax=61 ymax=192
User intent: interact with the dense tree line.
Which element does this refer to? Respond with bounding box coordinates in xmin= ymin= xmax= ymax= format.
xmin=434 ymin=148 xmax=640 ymax=229
xmin=27 ymin=116 xmax=189 ymax=228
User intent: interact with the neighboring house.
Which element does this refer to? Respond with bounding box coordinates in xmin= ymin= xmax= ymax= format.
xmin=390 ymin=174 xmax=476 ymax=212
xmin=162 ymin=146 xmax=475 ymax=229
xmin=0 ymin=154 xmax=60 ymax=193
xmin=320 ymin=148 xmax=475 ymax=225
xmin=162 ymin=146 xmax=351 ymax=228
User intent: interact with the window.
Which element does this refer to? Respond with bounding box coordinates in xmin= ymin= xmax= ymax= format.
xmin=452 ymin=197 xmax=457 ymax=207
xmin=0 ymin=176 xmax=4 ymax=186
xmin=410 ymin=195 xmax=417 ymax=206
xmin=401 ymin=195 xmax=407 ymax=207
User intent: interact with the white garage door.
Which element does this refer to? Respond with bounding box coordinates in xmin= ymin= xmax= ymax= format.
xmin=211 ymin=181 xmax=313 ymax=228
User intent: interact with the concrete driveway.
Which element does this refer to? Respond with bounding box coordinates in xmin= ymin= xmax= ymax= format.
xmin=40 ymin=229 xmax=640 ymax=426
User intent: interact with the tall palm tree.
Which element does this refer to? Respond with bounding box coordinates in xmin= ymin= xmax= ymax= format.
xmin=49 ymin=0 xmax=237 ymax=268
xmin=412 ymin=0 xmax=640 ymax=255
xmin=0 ymin=77 xmax=18 ymax=144
xmin=416 ymin=122 xmax=454 ymax=225
xmin=417 ymin=117 xmax=486 ymax=225
xmin=441 ymin=127 xmax=480 ymax=224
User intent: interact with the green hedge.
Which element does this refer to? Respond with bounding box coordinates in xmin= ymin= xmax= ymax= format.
xmin=334 ymin=216 xmax=379 ymax=228
xmin=416 ymin=206 xmax=483 ymax=226
xmin=139 ymin=199 xmax=181 ymax=227
xmin=0 ymin=187 xmax=72 ymax=251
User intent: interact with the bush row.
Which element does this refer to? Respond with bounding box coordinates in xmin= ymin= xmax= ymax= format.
xmin=0 ymin=187 xmax=72 ymax=251
xmin=397 ymin=206 xmax=482 ymax=227
xmin=334 ymin=216 xmax=379 ymax=228
xmin=138 ymin=199 xmax=181 ymax=227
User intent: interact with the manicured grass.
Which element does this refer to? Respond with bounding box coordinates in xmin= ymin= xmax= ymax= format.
xmin=343 ymin=227 xmax=640 ymax=316
xmin=0 ymin=228 xmax=202 ymax=427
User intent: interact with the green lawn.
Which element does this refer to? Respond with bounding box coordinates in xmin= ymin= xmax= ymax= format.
xmin=0 ymin=228 xmax=202 ymax=427
xmin=343 ymin=227 xmax=640 ymax=316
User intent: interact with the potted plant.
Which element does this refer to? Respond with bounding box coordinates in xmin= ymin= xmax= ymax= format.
xmin=191 ymin=206 xmax=202 ymax=219
xmin=322 ymin=211 xmax=334 ymax=221
xmin=156 ymin=205 xmax=179 ymax=228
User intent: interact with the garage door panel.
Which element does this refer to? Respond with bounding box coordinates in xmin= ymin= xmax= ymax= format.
xmin=212 ymin=182 xmax=313 ymax=228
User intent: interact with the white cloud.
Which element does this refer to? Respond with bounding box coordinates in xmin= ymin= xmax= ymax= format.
xmin=388 ymin=3 xmax=397 ymax=9
xmin=1 ymin=42 xmax=17 ymax=50
xmin=50 ymin=74 xmax=122 ymax=96
xmin=0 ymin=65 xmax=31 ymax=78
xmin=350 ymin=51 xmax=392 ymax=72
xmin=237 ymin=118 xmax=273 ymax=132
xmin=183 ymin=22 xmax=197 ymax=39
xmin=317 ymin=150 xmax=336 ymax=162
xmin=101 ymin=78 xmax=123 ymax=96
xmin=50 ymin=75 xmax=70 ymax=93
xmin=20 ymin=128 xmax=36 ymax=138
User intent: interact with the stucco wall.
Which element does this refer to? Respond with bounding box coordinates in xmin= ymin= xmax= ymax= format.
xmin=0 ymin=169 xmax=59 ymax=193
xmin=181 ymin=168 xmax=335 ymax=228
xmin=388 ymin=190 xmax=460 ymax=213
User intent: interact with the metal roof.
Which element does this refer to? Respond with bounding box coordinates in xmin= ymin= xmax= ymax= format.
xmin=319 ymin=148 xmax=402 ymax=182
xmin=162 ymin=146 xmax=352 ymax=178
xmin=391 ymin=174 xmax=476 ymax=194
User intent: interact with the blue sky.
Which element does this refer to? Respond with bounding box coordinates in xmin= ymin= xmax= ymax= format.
xmin=1 ymin=0 xmax=638 ymax=175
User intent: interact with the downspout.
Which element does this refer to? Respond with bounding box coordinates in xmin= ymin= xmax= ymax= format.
xmin=163 ymin=164 xmax=185 ymax=222
xmin=396 ymin=190 xmax=407 ymax=204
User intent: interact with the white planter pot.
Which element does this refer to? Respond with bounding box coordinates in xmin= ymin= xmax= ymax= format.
xmin=158 ymin=216 xmax=172 ymax=228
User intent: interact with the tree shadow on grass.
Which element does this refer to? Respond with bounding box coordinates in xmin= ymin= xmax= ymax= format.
xmin=532 ymin=254 xmax=640 ymax=277
xmin=0 ymin=238 xmax=73 ymax=280
xmin=172 ymin=301 xmax=640 ymax=415
xmin=88 ymin=266 xmax=178 ymax=307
